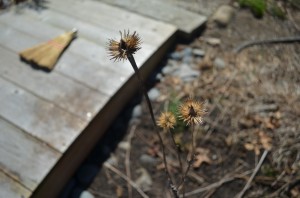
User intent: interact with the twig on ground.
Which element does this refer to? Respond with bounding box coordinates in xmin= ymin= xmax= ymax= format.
xmin=183 ymin=170 xmax=252 ymax=197
xmin=125 ymin=125 xmax=137 ymax=198
xmin=236 ymin=150 xmax=269 ymax=198
xmin=233 ymin=36 xmax=300 ymax=53
xmin=203 ymin=70 xmax=238 ymax=141
xmin=271 ymin=170 xmax=286 ymax=187
xmin=104 ymin=162 xmax=149 ymax=198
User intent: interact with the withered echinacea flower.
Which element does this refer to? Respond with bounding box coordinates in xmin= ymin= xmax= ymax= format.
xmin=157 ymin=112 xmax=177 ymax=129
xmin=107 ymin=30 xmax=141 ymax=62
xmin=179 ymin=98 xmax=206 ymax=126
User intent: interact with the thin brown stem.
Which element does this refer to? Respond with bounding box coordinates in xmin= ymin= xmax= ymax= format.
xmin=168 ymin=128 xmax=184 ymax=182
xmin=104 ymin=162 xmax=149 ymax=198
xmin=236 ymin=150 xmax=269 ymax=198
xmin=125 ymin=125 xmax=137 ymax=198
xmin=179 ymin=124 xmax=196 ymax=197
xmin=127 ymin=53 xmax=178 ymax=198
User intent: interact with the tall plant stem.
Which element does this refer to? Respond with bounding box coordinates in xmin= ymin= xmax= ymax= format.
xmin=127 ymin=53 xmax=179 ymax=198
xmin=178 ymin=124 xmax=196 ymax=197
xmin=168 ymin=128 xmax=184 ymax=195
xmin=168 ymin=129 xmax=184 ymax=182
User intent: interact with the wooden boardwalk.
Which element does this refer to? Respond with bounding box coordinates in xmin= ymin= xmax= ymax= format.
xmin=0 ymin=1 xmax=206 ymax=197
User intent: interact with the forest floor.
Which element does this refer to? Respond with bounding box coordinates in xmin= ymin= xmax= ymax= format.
xmin=89 ymin=2 xmax=300 ymax=198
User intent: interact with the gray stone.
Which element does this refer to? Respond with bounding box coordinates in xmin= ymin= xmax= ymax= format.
xmin=212 ymin=5 xmax=235 ymax=26
xmin=162 ymin=65 xmax=176 ymax=75
xmin=214 ymin=57 xmax=226 ymax=69
xmin=118 ymin=141 xmax=130 ymax=151
xmin=173 ymin=64 xmax=200 ymax=82
xmin=192 ymin=48 xmax=205 ymax=57
xmin=139 ymin=154 xmax=158 ymax=166
xmin=155 ymin=73 xmax=163 ymax=81
xmin=148 ymin=88 xmax=160 ymax=101
xmin=169 ymin=51 xmax=183 ymax=60
xmin=106 ymin=155 xmax=118 ymax=166
xmin=182 ymin=55 xmax=193 ymax=64
xmin=132 ymin=104 xmax=142 ymax=118
xmin=182 ymin=47 xmax=193 ymax=56
xmin=80 ymin=191 xmax=95 ymax=198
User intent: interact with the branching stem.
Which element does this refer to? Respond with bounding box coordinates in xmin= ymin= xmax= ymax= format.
xmin=127 ymin=53 xmax=179 ymax=198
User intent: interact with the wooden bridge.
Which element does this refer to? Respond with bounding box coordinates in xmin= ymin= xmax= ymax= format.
xmin=0 ymin=0 xmax=206 ymax=197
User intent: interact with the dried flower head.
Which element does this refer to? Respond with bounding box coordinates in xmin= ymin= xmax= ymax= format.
xmin=107 ymin=30 xmax=141 ymax=62
xmin=157 ymin=112 xmax=177 ymax=129
xmin=179 ymin=98 xmax=206 ymax=126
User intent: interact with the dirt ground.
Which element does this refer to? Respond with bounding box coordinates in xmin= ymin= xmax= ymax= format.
xmin=89 ymin=3 xmax=300 ymax=198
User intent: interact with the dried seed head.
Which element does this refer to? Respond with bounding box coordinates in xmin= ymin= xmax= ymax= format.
xmin=157 ymin=112 xmax=177 ymax=129
xmin=179 ymin=98 xmax=206 ymax=126
xmin=107 ymin=30 xmax=141 ymax=62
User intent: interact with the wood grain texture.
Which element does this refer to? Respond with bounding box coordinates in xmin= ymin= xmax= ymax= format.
xmin=7 ymin=7 xmax=164 ymax=68
xmin=0 ymin=46 xmax=109 ymax=120
xmin=90 ymin=0 xmax=206 ymax=35
xmin=0 ymin=21 xmax=129 ymax=95
xmin=0 ymin=118 xmax=60 ymax=191
xmin=0 ymin=171 xmax=31 ymax=198
xmin=0 ymin=2 xmax=177 ymax=197
xmin=47 ymin=0 xmax=177 ymax=45
xmin=0 ymin=77 xmax=86 ymax=152
xmin=0 ymin=15 xmax=156 ymax=94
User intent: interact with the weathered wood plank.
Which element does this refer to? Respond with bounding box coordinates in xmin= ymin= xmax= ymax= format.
xmin=0 ymin=117 xmax=61 ymax=191
xmin=46 ymin=0 xmax=177 ymax=45
xmin=0 ymin=15 xmax=160 ymax=95
xmin=0 ymin=46 xmax=109 ymax=120
xmin=71 ymin=0 xmax=206 ymax=36
xmin=0 ymin=22 xmax=130 ymax=96
xmin=0 ymin=77 xmax=86 ymax=152
xmin=0 ymin=171 xmax=31 ymax=198
xmin=0 ymin=10 xmax=158 ymax=68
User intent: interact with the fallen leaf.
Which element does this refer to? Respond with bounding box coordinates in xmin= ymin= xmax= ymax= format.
xmin=244 ymin=143 xmax=255 ymax=151
xmin=244 ymin=139 xmax=260 ymax=155
xmin=116 ymin=185 xmax=123 ymax=198
xmin=258 ymin=131 xmax=272 ymax=151
xmin=193 ymin=148 xmax=212 ymax=168
xmin=225 ymin=134 xmax=233 ymax=146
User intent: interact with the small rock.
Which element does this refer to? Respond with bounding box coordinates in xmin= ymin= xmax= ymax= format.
xmin=169 ymin=51 xmax=183 ymax=60
xmin=80 ymin=191 xmax=95 ymax=198
xmin=148 ymin=88 xmax=160 ymax=101
xmin=182 ymin=55 xmax=193 ymax=64
xmin=132 ymin=104 xmax=142 ymax=118
xmin=155 ymin=73 xmax=163 ymax=81
xmin=118 ymin=141 xmax=130 ymax=151
xmin=139 ymin=154 xmax=158 ymax=166
xmin=192 ymin=48 xmax=205 ymax=57
xmin=162 ymin=65 xmax=176 ymax=75
xmin=212 ymin=5 xmax=235 ymax=26
xmin=214 ymin=57 xmax=226 ymax=69
xmin=182 ymin=47 xmax=193 ymax=56
xmin=173 ymin=64 xmax=200 ymax=82
xmin=106 ymin=155 xmax=118 ymax=166
xmin=135 ymin=168 xmax=153 ymax=192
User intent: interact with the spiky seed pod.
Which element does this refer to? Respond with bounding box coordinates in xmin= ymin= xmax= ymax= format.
xmin=179 ymin=98 xmax=206 ymax=126
xmin=107 ymin=30 xmax=141 ymax=62
xmin=157 ymin=112 xmax=177 ymax=129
